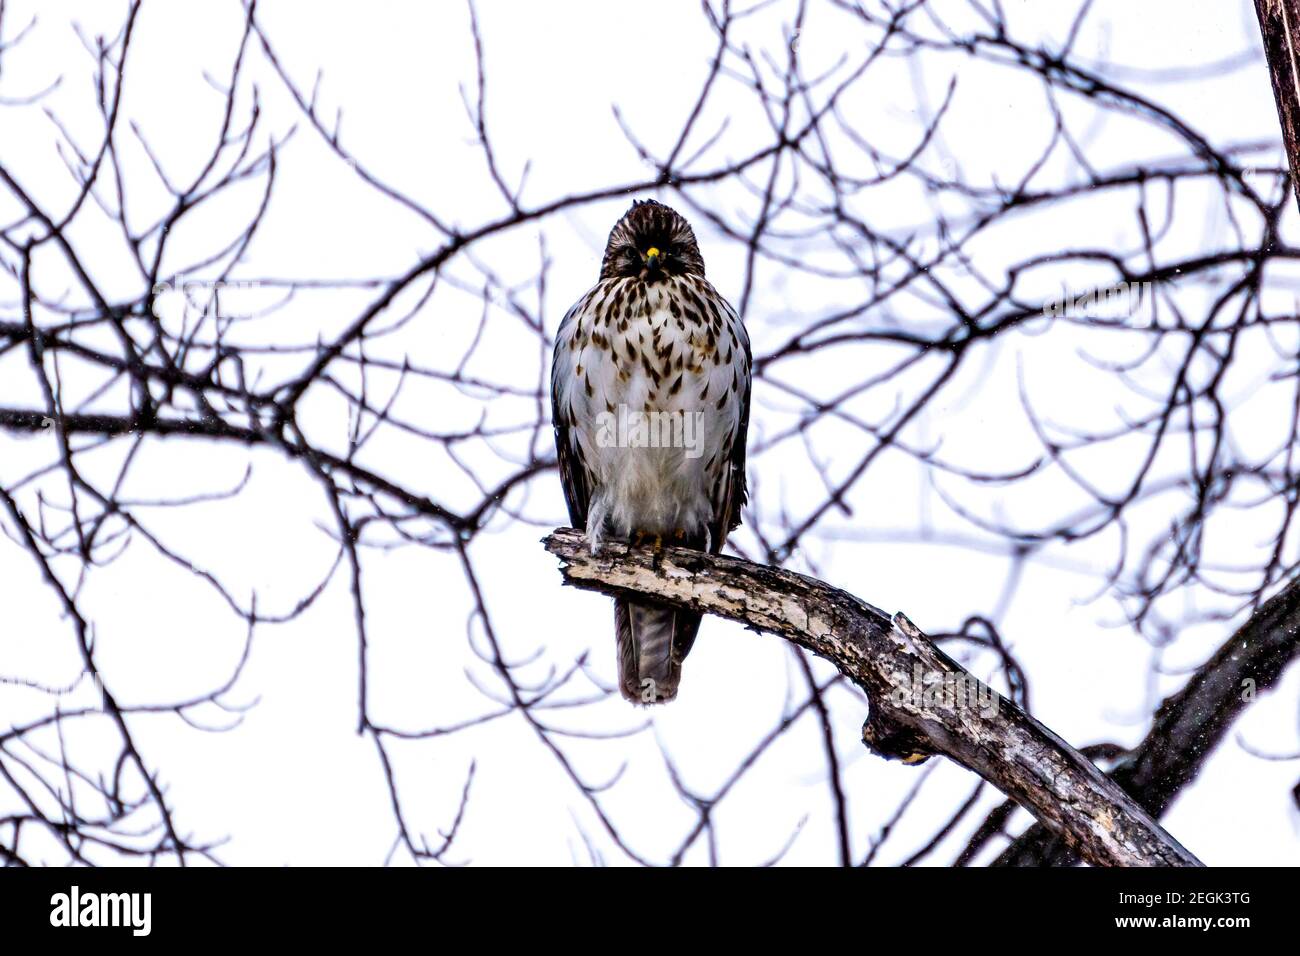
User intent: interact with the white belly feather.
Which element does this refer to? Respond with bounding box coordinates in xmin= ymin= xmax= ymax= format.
xmin=554 ymin=274 xmax=748 ymax=549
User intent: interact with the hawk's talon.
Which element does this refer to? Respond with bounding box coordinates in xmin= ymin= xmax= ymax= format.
xmin=629 ymin=529 xmax=667 ymax=566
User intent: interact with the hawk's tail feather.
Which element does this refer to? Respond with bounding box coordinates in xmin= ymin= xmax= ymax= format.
xmin=614 ymin=599 xmax=701 ymax=704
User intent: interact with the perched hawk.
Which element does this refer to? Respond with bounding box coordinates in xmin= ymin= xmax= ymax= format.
xmin=551 ymin=200 xmax=751 ymax=703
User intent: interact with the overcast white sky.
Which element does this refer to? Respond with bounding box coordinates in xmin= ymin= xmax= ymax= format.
xmin=1 ymin=0 xmax=1298 ymax=866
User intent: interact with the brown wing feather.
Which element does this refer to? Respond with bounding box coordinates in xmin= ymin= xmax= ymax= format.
xmin=551 ymin=294 xmax=595 ymax=531
xmin=708 ymin=335 xmax=751 ymax=555
xmin=554 ymin=424 xmax=590 ymax=530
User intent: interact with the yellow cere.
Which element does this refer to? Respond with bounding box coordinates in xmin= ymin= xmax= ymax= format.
xmin=645 ymin=247 xmax=661 ymax=259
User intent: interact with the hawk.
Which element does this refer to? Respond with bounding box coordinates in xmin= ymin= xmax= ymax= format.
xmin=551 ymin=200 xmax=751 ymax=703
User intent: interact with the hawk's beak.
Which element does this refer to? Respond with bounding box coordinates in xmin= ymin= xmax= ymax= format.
xmin=644 ymin=247 xmax=662 ymax=275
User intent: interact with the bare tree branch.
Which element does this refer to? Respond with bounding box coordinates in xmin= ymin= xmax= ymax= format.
xmin=1254 ymin=0 xmax=1300 ymax=209
xmin=2 ymin=0 xmax=1293 ymax=867
xmin=542 ymin=528 xmax=1203 ymax=868
xmin=993 ymin=574 xmax=1300 ymax=866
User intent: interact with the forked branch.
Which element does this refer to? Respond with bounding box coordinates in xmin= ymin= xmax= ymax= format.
xmin=543 ymin=528 xmax=1203 ymax=867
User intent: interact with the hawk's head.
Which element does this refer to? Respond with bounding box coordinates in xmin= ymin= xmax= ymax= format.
xmin=600 ymin=199 xmax=705 ymax=283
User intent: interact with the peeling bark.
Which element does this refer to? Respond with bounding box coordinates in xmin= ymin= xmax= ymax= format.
xmin=543 ymin=528 xmax=1203 ymax=867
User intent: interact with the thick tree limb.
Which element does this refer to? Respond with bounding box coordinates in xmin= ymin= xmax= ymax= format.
xmin=1255 ymin=0 xmax=1300 ymax=210
xmin=543 ymin=528 xmax=1203 ymax=867
xmin=993 ymin=574 xmax=1300 ymax=866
